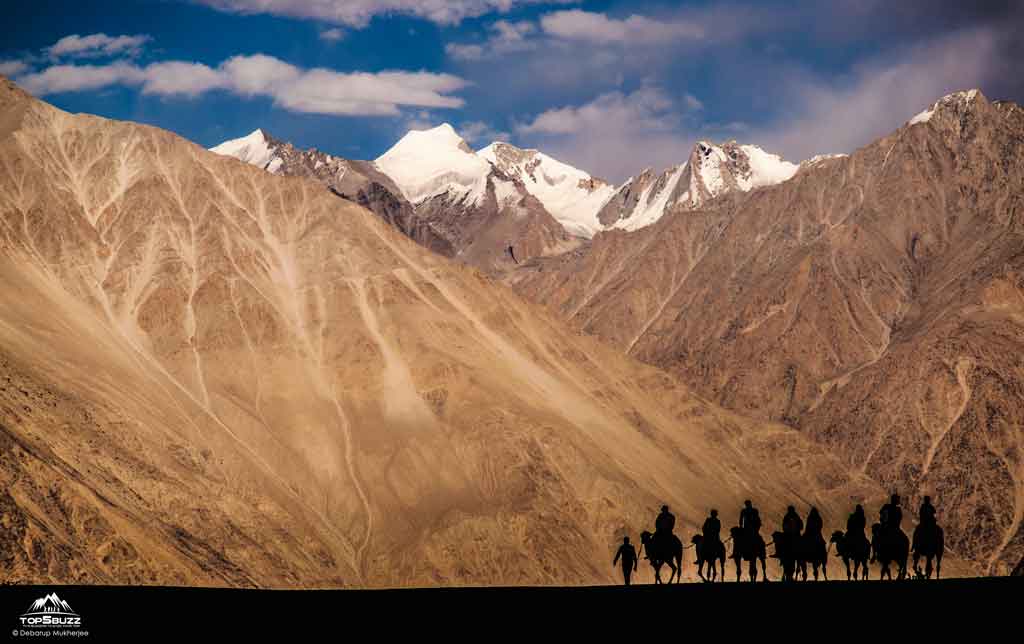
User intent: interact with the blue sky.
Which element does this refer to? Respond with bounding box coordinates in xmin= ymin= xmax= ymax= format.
xmin=3 ymin=0 xmax=1022 ymax=182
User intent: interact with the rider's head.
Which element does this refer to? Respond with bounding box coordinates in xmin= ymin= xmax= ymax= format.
xmin=856 ymin=504 xmax=864 ymax=512
xmin=661 ymin=505 xmax=669 ymax=513
xmin=924 ymin=495 xmax=931 ymax=503
xmin=744 ymin=500 xmax=752 ymax=508
xmin=787 ymin=505 xmax=795 ymax=513
xmin=623 ymin=536 xmax=630 ymax=543
xmin=891 ymin=493 xmax=900 ymax=504
xmin=711 ymin=509 xmax=718 ymax=517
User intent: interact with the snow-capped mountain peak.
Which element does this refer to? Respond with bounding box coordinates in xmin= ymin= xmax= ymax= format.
xmin=909 ymin=88 xmax=982 ymax=125
xmin=209 ymin=128 xmax=281 ymax=172
xmin=212 ymin=124 xmax=804 ymax=239
xmin=375 ymin=123 xmax=489 ymax=204
xmin=478 ymin=141 xmax=615 ymax=237
xmin=597 ymin=140 xmax=800 ymax=232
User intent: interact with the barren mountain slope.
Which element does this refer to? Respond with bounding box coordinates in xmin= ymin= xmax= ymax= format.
xmin=210 ymin=129 xmax=454 ymax=257
xmin=0 ymin=78 xmax=888 ymax=587
xmin=511 ymin=90 xmax=1024 ymax=573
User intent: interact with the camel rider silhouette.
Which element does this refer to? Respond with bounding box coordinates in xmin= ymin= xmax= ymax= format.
xmin=880 ymin=494 xmax=903 ymax=535
xmin=914 ymin=495 xmax=938 ymax=553
xmin=782 ymin=505 xmax=803 ymax=538
xmin=847 ymin=504 xmax=867 ymax=540
xmin=654 ymin=505 xmax=676 ymax=553
xmin=739 ymin=500 xmax=761 ymax=538
xmin=805 ymin=507 xmax=824 ymax=537
xmin=613 ymin=536 xmax=638 ymax=586
xmin=703 ymin=509 xmax=722 ymax=549
xmin=919 ymin=496 xmax=936 ymax=527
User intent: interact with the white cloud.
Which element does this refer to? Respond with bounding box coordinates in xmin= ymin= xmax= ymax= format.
xmin=446 ymin=43 xmax=486 ymax=61
xmin=402 ymin=110 xmax=437 ymax=132
xmin=539 ymin=9 xmax=704 ymax=44
xmin=442 ymin=6 xmax=734 ymax=81
xmin=142 ymin=62 xmax=225 ymax=97
xmin=16 ymin=54 xmax=468 ymax=116
xmin=459 ymin=120 xmax=510 ymax=144
xmin=197 ymin=0 xmax=577 ymax=27
xmin=0 ymin=60 xmax=29 ymax=77
xmin=491 ymin=19 xmax=536 ymax=45
xmin=17 ymin=62 xmax=147 ymax=95
xmin=319 ymin=28 xmax=346 ymax=42
xmin=266 ymin=67 xmax=467 ymax=116
xmin=684 ymin=93 xmax=703 ymax=111
xmin=219 ymin=54 xmax=300 ymax=95
xmin=47 ymin=33 xmax=151 ymax=59
xmin=446 ymin=18 xmax=538 ymax=61
xmin=516 ymin=87 xmax=693 ymax=181
xmin=519 ymin=86 xmax=676 ymax=135
xmin=748 ymin=27 xmax=1004 ymax=161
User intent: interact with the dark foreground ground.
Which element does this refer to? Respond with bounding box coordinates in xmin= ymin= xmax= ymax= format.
xmin=1 ymin=576 xmax=1018 ymax=640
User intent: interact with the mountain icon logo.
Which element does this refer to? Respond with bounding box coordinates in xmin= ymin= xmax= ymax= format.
xmin=19 ymin=592 xmax=83 ymax=629
xmin=24 ymin=592 xmax=76 ymax=616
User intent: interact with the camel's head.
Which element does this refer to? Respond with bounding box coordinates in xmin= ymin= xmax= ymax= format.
xmin=830 ymin=530 xmax=845 ymax=544
xmin=691 ymin=534 xmax=703 ymax=546
xmin=639 ymin=530 xmax=652 ymax=545
xmin=730 ymin=526 xmax=743 ymax=538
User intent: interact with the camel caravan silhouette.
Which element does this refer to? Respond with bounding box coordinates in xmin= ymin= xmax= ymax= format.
xmin=621 ymin=494 xmax=946 ymax=585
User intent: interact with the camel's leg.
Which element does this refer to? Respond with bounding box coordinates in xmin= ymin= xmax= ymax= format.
xmin=822 ymin=560 xmax=828 ymax=581
xmin=760 ymin=557 xmax=768 ymax=581
xmin=936 ymin=555 xmax=941 ymax=579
